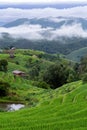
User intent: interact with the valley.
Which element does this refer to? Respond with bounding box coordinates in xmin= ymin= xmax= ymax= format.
xmin=0 ymin=49 xmax=87 ymax=129
xmin=0 ymin=2 xmax=87 ymax=130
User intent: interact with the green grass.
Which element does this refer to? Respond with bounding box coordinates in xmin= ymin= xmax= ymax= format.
xmin=0 ymin=50 xmax=55 ymax=104
xmin=0 ymin=81 xmax=87 ymax=130
xmin=0 ymin=49 xmax=87 ymax=130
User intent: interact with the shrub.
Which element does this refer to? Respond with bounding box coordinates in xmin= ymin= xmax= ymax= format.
xmin=0 ymin=108 xmax=5 ymax=112
xmin=0 ymin=59 xmax=8 ymax=72
xmin=37 ymin=81 xmax=50 ymax=89
xmin=29 ymin=66 xmax=40 ymax=80
xmin=15 ymin=61 xmax=20 ymax=65
xmin=82 ymin=73 xmax=87 ymax=83
xmin=32 ymin=81 xmax=50 ymax=89
xmin=0 ymin=81 xmax=10 ymax=97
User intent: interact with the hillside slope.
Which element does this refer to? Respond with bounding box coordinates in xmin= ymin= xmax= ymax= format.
xmin=67 ymin=47 xmax=87 ymax=62
xmin=0 ymin=49 xmax=87 ymax=130
xmin=0 ymin=49 xmax=69 ymax=103
xmin=0 ymin=81 xmax=87 ymax=130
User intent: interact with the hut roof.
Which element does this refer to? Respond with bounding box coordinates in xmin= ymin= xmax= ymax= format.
xmin=12 ymin=70 xmax=25 ymax=75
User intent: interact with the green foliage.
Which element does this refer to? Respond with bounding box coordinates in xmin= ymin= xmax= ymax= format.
xmin=15 ymin=61 xmax=20 ymax=65
xmin=29 ymin=66 xmax=40 ymax=80
xmin=75 ymin=55 xmax=87 ymax=79
xmin=67 ymin=73 xmax=75 ymax=83
xmin=0 ymin=59 xmax=8 ymax=72
xmin=0 ymin=49 xmax=87 ymax=130
xmin=33 ymin=81 xmax=50 ymax=89
xmin=67 ymin=68 xmax=78 ymax=83
xmin=1 ymin=35 xmax=87 ymax=55
xmin=0 ymin=81 xmax=87 ymax=130
xmin=82 ymin=73 xmax=87 ymax=83
xmin=0 ymin=80 xmax=10 ymax=97
xmin=80 ymin=56 xmax=87 ymax=73
xmin=43 ymin=63 xmax=68 ymax=89
xmin=0 ymin=108 xmax=5 ymax=112
xmin=25 ymin=57 xmax=32 ymax=68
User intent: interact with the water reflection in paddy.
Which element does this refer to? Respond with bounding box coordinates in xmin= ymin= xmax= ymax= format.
xmin=0 ymin=103 xmax=25 ymax=112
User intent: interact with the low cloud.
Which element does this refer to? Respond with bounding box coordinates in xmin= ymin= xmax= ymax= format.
xmin=0 ymin=23 xmax=87 ymax=40
xmin=0 ymin=24 xmax=53 ymax=40
xmin=48 ymin=17 xmax=66 ymax=23
xmin=50 ymin=23 xmax=87 ymax=39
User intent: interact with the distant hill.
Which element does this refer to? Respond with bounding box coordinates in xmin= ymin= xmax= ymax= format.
xmin=2 ymin=17 xmax=69 ymax=28
xmin=0 ymin=35 xmax=87 ymax=55
xmin=3 ymin=18 xmax=30 ymax=28
xmin=67 ymin=47 xmax=87 ymax=62
xmin=3 ymin=17 xmax=87 ymax=30
xmin=1 ymin=17 xmax=87 ymax=55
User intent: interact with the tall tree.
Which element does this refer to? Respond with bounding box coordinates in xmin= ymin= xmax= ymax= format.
xmin=43 ymin=63 xmax=68 ymax=89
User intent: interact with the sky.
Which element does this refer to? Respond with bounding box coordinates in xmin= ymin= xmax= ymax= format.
xmin=0 ymin=0 xmax=87 ymax=40
xmin=0 ymin=0 xmax=87 ymax=3
xmin=0 ymin=5 xmax=87 ymax=40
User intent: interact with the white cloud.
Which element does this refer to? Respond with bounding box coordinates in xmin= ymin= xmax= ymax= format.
xmin=0 ymin=24 xmax=53 ymax=40
xmin=0 ymin=6 xmax=87 ymax=24
xmin=0 ymin=6 xmax=87 ymax=40
xmin=0 ymin=23 xmax=87 ymax=40
xmin=50 ymin=23 xmax=87 ymax=39
xmin=48 ymin=17 xmax=66 ymax=23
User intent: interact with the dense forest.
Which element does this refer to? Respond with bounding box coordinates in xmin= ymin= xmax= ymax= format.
xmin=0 ymin=34 xmax=87 ymax=55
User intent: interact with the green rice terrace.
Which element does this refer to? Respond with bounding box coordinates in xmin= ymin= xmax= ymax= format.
xmin=0 ymin=49 xmax=87 ymax=130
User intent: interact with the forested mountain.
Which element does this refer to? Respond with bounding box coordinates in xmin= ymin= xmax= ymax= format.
xmin=0 ymin=35 xmax=87 ymax=55
xmin=0 ymin=17 xmax=87 ymax=55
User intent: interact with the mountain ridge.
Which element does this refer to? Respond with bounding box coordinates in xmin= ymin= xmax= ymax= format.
xmin=2 ymin=17 xmax=87 ymax=30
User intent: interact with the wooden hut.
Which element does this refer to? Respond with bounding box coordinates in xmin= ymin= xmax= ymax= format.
xmin=12 ymin=70 xmax=26 ymax=77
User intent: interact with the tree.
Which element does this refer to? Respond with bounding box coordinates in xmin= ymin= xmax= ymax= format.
xmin=0 ymin=59 xmax=8 ymax=72
xmin=0 ymin=80 xmax=10 ymax=97
xmin=36 ymin=81 xmax=50 ymax=89
xmin=67 ymin=73 xmax=75 ymax=83
xmin=43 ymin=63 xmax=68 ymax=89
xmin=82 ymin=73 xmax=87 ymax=83
xmin=79 ymin=56 xmax=87 ymax=74
xmin=66 ymin=67 xmax=78 ymax=83
xmin=29 ymin=66 xmax=40 ymax=80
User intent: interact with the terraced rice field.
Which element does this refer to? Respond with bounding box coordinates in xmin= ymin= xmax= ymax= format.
xmin=0 ymin=81 xmax=87 ymax=130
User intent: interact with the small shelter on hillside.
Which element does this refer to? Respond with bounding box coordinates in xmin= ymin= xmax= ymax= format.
xmin=9 ymin=47 xmax=16 ymax=58
xmin=4 ymin=47 xmax=16 ymax=58
xmin=12 ymin=70 xmax=26 ymax=78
